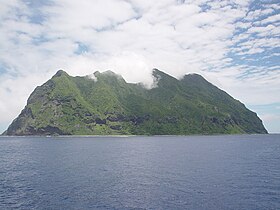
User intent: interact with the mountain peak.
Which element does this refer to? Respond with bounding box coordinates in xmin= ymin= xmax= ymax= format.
xmin=152 ymin=68 xmax=178 ymax=81
xmin=94 ymin=70 xmax=126 ymax=83
xmin=53 ymin=69 xmax=68 ymax=77
xmin=93 ymin=70 xmax=123 ymax=78
xmin=181 ymin=73 xmax=211 ymax=87
xmin=153 ymin=68 xmax=171 ymax=77
xmin=184 ymin=73 xmax=206 ymax=80
xmin=103 ymin=70 xmax=117 ymax=75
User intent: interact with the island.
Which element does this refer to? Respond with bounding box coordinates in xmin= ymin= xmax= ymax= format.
xmin=3 ymin=69 xmax=267 ymax=135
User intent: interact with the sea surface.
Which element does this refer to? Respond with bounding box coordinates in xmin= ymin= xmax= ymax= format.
xmin=0 ymin=135 xmax=279 ymax=209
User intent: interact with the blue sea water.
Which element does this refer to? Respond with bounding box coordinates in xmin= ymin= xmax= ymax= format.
xmin=0 ymin=135 xmax=279 ymax=209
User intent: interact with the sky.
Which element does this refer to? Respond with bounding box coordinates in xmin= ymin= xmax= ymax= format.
xmin=0 ymin=0 xmax=279 ymax=133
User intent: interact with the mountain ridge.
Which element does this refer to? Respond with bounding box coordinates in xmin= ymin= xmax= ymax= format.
xmin=3 ymin=69 xmax=267 ymax=135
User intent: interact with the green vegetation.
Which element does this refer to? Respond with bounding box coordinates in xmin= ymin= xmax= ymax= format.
xmin=4 ymin=69 xmax=268 ymax=135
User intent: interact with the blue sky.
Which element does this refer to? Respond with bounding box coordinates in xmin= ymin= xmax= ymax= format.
xmin=0 ymin=0 xmax=279 ymax=133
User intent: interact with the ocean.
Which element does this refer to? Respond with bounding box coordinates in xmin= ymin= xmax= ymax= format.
xmin=0 ymin=135 xmax=279 ymax=209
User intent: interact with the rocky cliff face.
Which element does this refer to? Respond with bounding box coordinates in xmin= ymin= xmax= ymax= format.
xmin=4 ymin=69 xmax=267 ymax=135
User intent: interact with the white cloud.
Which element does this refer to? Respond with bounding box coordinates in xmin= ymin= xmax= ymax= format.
xmin=245 ymin=8 xmax=275 ymax=21
xmin=259 ymin=14 xmax=280 ymax=25
xmin=44 ymin=0 xmax=137 ymax=31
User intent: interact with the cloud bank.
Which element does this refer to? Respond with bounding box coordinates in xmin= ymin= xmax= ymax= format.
xmin=0 ymin=0 xmax=279 ymax=132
